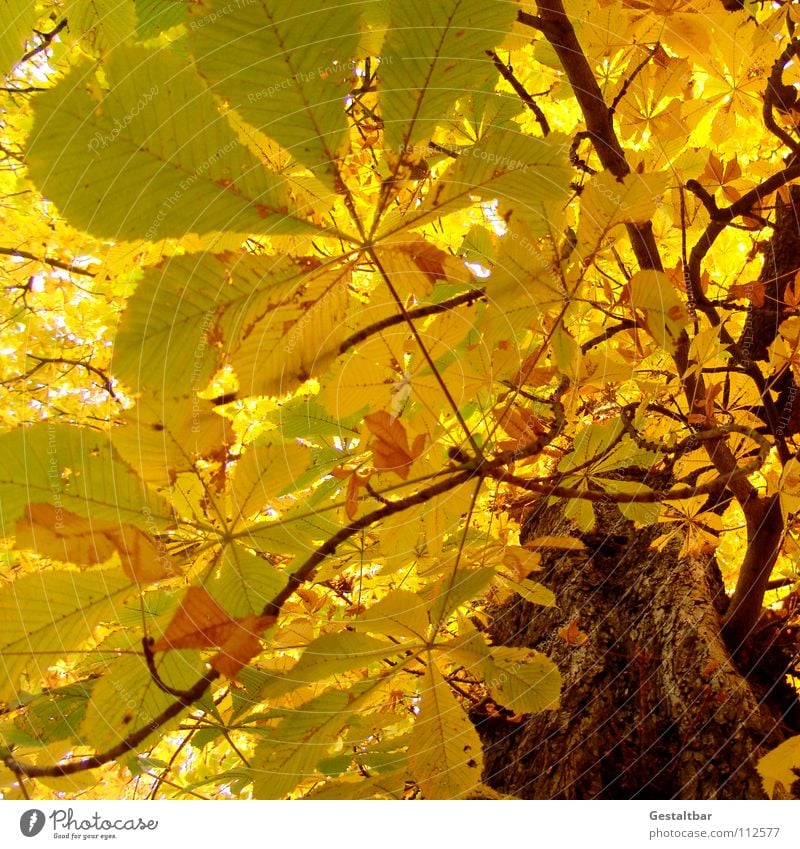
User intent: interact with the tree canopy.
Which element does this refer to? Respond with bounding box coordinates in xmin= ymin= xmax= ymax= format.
xmin=1 ymin=0 xmax=800 ymax=800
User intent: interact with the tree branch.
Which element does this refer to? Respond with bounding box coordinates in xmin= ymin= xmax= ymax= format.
xmin=19 ymin=19 xmax=68 ymax=64
xmin=763 ymin=39 xmax=800 ymax=156
xmin=534 ymin=0 xmax=663 ymax=273
xmin=1 ymin=355 xmax=118 ymax=401
xmin=0 ymin=246 xmax=96 ymax=277
xmin=338 ymin=289 xmax=485 ymax=355
xmin=2 ymin=673 xmax=217 ymax=779
xmin=723 ymin=495 xmax=786 ymax=648
xmin=535 ymin=0 xmax=786 ymax=640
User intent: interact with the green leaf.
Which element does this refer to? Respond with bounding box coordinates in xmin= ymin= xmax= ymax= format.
xmin=251 ymin=679 xmax=378 ymax=798
xmin=0 ymin=1 xmax=38 ymax=75
xmin=26 ymin=46 xmax=323 ymax=241
xmin=261 ymin=631 xmax=401 ymax=698
xmin=559 ymin=420 xmax=623 ymax=473
xmin=0 ymin=570 xmax=135 ymax=703
xmin=391 ymin=130 xmax=572 ymax=236
xmin=379 ymin=0 xmax=517 ymax=153
xmin=274 ymin=397 xmax=362 ymax=441
xmin=16 ymin=683 xmax=93 ymax=745
xmin=80 ymin=651 xmax=201 ymax=752
xmin=134 ymin=0 xmax=187 ymax=40
xmin=486 ymin=647 xmax=561 ymax=714
xmin=68 ymin=0 xmax=136 ymax=53
xmin=591 ymin=436 xmax=657 ymax=477
xmin=407 ymin=660 xmax=483 ymax=799
xmin=352 ymin=589 xmax=430 ymax=641
xmin=189 ymin=0 xmax=360 ymax=190
xmin=424 ymin=567 xmax=495 ymax=628
xmin=0 ymin=423 xmax=172 ymax=527
xmin=209 ymin=545 xmax=288 ymax=619
xmin=438 ymin=620 xmax=492 ymax=680
xmin=111 ymin=255 xmax=230 ymax=398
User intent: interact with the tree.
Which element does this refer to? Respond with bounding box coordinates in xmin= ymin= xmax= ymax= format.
xmin=1 ymin=0 xmax=799 ymax=800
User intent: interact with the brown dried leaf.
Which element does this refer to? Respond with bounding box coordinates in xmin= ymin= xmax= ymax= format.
xmin=558 ymin=617 xmax=589 ymax=647
xmin=152 ymin=587 xmax=275 ymax=678
xmin=151 ymin=587 xmax=233 ymax=652
xmin=729 ymin=280 xmax=765 ymax=308
xmin=364 ymin=410 xmax=426 ymax=480
xmin=210 ymin=612 xmax=273 ymax=678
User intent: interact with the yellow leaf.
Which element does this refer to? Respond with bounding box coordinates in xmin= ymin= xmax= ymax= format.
xmin=486 ymin=647 xmax=561 ymax=713
xmin=729 ymin=280 xmax=766 ymax=308
xmin=757 ymin=735 xmax=800 ymax=799
xmin=408 ymin=661 xmax=483 ymax=798
xmin=779 ymin=457 xmax=800 ymax=518
xmin=625 ymin=269 xmax=689 ymax=353
xmin=497 ymin=574 xmax=556 ymax=607
xmin=524 ymin=535 xmax=587 ymax=551
xmin=351 ymin=589 xmax=429 ymax=641
xmin=375 ymin=233 xmax=473 ymax=298
xmin=15 ymin=504 xmax=172 ymax=583
xmin=578 ymin=171 xmax=668 ymax=257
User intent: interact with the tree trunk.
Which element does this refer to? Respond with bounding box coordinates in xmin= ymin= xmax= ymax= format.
xmin=477 ymin=501 xmax=799 ymax=799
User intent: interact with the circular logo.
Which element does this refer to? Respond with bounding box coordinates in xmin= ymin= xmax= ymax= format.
xmin=19 ymin=810 xmax=45 ymax=837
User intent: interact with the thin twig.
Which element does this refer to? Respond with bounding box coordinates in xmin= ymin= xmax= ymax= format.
xmin=763 ymin=39 xmax=800 ymax=156
xmin=487 ymin=49 xmax=550 ymax=136
xmin=609 ymin=44 xmax=660 ymax=115
xmin=19 ymin=19 xmax=68 ymax=64
xmin=0 ymin=246 xmax=96 ymax=277
xmin=338 ymin=289 xmax=485 ymax=355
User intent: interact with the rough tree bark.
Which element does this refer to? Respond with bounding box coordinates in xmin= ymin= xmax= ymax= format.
xmin=476 ymin=499 xmax=800 ymax=799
